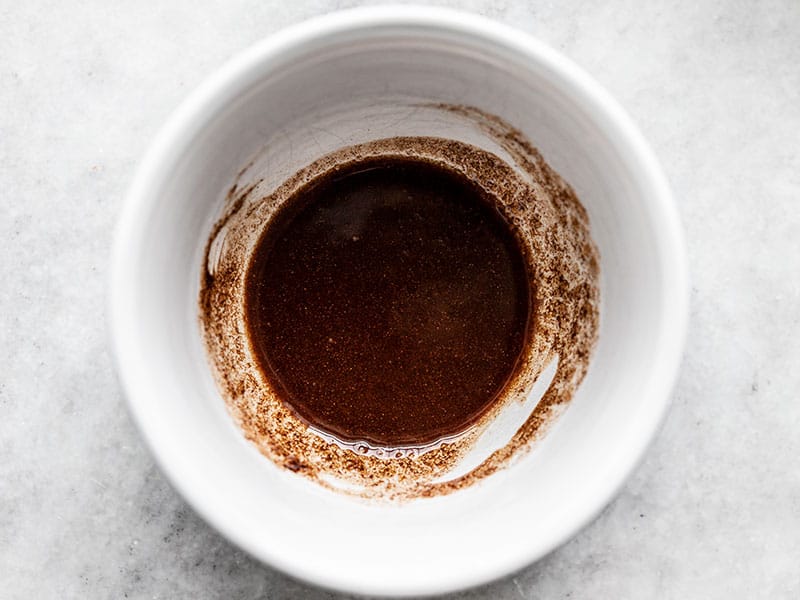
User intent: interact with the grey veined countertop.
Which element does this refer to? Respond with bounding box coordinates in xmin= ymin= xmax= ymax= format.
xmin=2 ymin=1 xmax=799 ymax=598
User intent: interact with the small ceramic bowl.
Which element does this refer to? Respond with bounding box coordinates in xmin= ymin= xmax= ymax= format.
xmin=111 ymin=6 xmax=688 ymax=596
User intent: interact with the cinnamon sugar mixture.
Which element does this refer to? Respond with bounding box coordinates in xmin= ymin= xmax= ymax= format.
xmin=199 ymin=107 xmax=599 ymax=500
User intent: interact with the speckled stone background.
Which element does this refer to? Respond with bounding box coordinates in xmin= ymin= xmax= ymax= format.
xmin=2 ymin=1 xmax=799 ymax=598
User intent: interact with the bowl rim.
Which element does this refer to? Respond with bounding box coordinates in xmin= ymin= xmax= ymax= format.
xmin=110 ymin=5 xmax=689 ymax=596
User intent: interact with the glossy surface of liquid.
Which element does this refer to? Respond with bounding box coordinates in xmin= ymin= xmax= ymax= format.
xmin=245 ymin=158 xmax=531 ymax=447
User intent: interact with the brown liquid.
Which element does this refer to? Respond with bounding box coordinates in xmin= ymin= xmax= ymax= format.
xmin=244 ymin=157 xmax=532 ymax=448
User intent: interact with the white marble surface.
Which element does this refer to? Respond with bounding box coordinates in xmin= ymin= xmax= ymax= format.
xmin=2 ymin=0 xmax=799 ymax=597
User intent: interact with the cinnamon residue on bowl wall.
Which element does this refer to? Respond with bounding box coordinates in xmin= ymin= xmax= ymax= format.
xmin=199 ymin=106 xmax=599 ymax=501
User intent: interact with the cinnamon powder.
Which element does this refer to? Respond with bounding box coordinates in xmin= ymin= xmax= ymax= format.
xmin=199 ymin=107 xmax=599 ymax=501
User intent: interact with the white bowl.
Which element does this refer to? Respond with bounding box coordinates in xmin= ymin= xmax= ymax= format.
xmin=110 ymin=6 xmax=688 ymax=596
